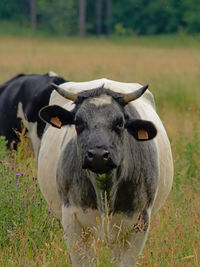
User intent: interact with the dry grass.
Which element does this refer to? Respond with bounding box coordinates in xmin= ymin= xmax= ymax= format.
xmin=1 ymin=36 xmax=200 ymax=82
xmin=0 ymin=35 xmax=200 ymax=266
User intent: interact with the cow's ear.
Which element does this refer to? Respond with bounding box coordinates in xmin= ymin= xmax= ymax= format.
xmin=126 ymin=119 xmax=157 ymax=141
xmin=39 ymin=105 xmax=74 ymax=128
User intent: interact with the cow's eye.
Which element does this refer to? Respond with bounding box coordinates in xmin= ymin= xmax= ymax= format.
xmin=75 ymin=117 xmax=86 ymax=133
xmin=112 ymin=117 xmax=124 ymax=132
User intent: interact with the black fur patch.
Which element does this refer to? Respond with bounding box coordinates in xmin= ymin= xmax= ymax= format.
xmin=75 ymin=86 xmax=127 ymax=107
xmin=57 ymin=138 xmax=97 ymax=210
xmin=56 ymin=101 xmax=159 ymax=215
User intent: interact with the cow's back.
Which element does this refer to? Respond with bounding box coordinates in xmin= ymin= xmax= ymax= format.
xmin=0 ymin=72 xmax=66 ymax=157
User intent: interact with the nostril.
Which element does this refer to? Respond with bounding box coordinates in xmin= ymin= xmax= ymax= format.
xmin=84 ymin=148 xmax=115 ymax=173
xmin=103 ymin=151 xmax=109 ymax=161
xmin=87 ymin=148 xmax=110 ymax=161
xmin=87 ymin=150 xmax=94 ymax=160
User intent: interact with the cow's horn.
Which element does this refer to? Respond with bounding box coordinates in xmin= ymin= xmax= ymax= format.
xmin=51 ymin=83 xmax=77 ymax=102
xmin=123 ymin=84 xmax=149 ymax=103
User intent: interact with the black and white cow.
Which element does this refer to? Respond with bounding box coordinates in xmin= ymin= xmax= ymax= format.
xmin=38 ymin=79 xmax=173 ymax=266
xmin=0 ymin=72 xmax=66 ymax=158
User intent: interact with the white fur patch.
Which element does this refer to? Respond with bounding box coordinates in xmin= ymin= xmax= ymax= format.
xmin=89 ymin=94 xmax=112 ymax=106
xmin=17 ymin=102 xmax=40 ymax=159
xmin=48 ymin=71 xmax=58 ymax=77
xmin=54 ymin=78 xmax=155 ymax=109
xmin=59 ymin=78 xmax=141 ymax=94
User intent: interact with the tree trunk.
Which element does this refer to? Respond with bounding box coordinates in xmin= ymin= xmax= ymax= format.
xmin=105 ymin=0 xmax=112 ymax=35
xmin=96 ymin=0 xmax=103 ymax=35
xmin=30 ymin=0 xmax=36 ymax=29
xmin=79 ymin=0 xmax=86 ymax=37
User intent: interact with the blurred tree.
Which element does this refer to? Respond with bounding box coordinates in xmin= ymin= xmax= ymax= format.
xmin=30 ymin=0 xmax=37 ymax=29
xmin=0 ymin=0 xmax=29 ymax=22
xmin=79 ymin=0 xmax=86 ymax=37
xmin=182 ymin=0 xmax=200 ymax=33
xmin=112 ymin=0 xmax=188 ymax=35
xmin=105 ymin=0 xmax=112 ymax=34
xmin=0 ymin=0 xmax=200 ymax=36
xmin=87 ymin=0 xmax=112 ymax=35
xmin=37 ymin=0 xmax=77 ymax=35
xmin=96 ymin=0 xmax=103 ymax=35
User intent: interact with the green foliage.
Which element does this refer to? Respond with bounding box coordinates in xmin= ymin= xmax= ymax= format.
xmin=37 ymin=0 xmax=78 ymax=35
xmin=0 ymin=0 xmax=29 ymax=22
xmin=182 ymin=0 xmax=200 ymax=33
xmin=0 ymin=0 xmax=200 ymax=36
xmin=114 ymin=23 xmax=130 ymax=36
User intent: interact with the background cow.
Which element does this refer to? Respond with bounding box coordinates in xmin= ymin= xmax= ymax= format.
xmin=38 ymin=79 xmax=173 ymax=266
xmin=0 ymin=72 xmax=66 ymax=158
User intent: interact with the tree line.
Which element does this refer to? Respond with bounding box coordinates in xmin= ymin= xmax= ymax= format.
xmin=0 ymin=0 xmax=200 ymax=36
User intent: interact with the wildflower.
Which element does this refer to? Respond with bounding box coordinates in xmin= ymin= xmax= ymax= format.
xmin=48 ymin=209 xmax=51 ymax=213
xmin=10 ymin=166 xmax=15 ymax=170
xmin=16 ymin=173 xmax=21 ymax=176
xmin=27 ymin=187 xmax=31 ymax=191
xmin=37 ymin=202 xmax=41 ymax=206
xmin=32 ymin=176 xmax=37 ymax=181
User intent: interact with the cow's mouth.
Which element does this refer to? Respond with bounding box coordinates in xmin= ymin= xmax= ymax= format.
xmin=82 ymin=160 xmax=117 ymax=174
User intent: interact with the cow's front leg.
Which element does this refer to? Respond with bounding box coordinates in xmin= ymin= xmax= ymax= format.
xmin=116 ymin=209 xmax=151 ymax=267
xmin=62 ymin=206 xmax=95 ymax=267
xmin=118 ymin=228 xmax=149 ymax=267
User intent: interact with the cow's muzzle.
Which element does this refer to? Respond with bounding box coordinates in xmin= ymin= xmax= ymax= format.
xmin=82 ymin=147 xmax=117 ymax=174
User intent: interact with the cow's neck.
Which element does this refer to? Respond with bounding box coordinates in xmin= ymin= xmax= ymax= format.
xmin=88 ymin=167 xmax=123 ymax=214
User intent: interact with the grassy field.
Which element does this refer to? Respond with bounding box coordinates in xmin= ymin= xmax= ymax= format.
xmin=0 ymin=35 xmax=200 ymax=266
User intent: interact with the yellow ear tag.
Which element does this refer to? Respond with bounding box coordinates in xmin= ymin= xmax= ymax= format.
xmin=138 ymin=129 xmax=149 ymax=140
xmin=50 ymin=116 xmax=62 ymax=128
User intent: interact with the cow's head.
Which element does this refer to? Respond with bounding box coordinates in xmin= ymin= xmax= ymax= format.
xmin=39 ymin=84 xmax=157 ymax=174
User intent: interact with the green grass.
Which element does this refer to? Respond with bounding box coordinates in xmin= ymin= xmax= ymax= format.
xmin=0 ymin=35 xmax=199 ymax=266
xmin=0 ymin=21 xmax=53 ymax=38
xmin=0 ymin=138 xmax=71 ymax=266
xmin=1 ymin=20 xmax=200 ymax=48
xmin=141 ymin=124 xmax=200 ymax=266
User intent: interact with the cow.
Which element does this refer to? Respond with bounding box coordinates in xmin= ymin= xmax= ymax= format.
xmin=37 ymin=79 xmax=173 ymax=266
xmin=0 ymin=72 xmax=66 ymax=158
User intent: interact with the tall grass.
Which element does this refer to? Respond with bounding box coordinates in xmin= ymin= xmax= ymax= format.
xmin=0 ymin=137 xmax=71 ymax=266
xmin=0 ymin=35 xmax=199 ymax=266
xmin=141 ymin=123 xmax=200 ymax=267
